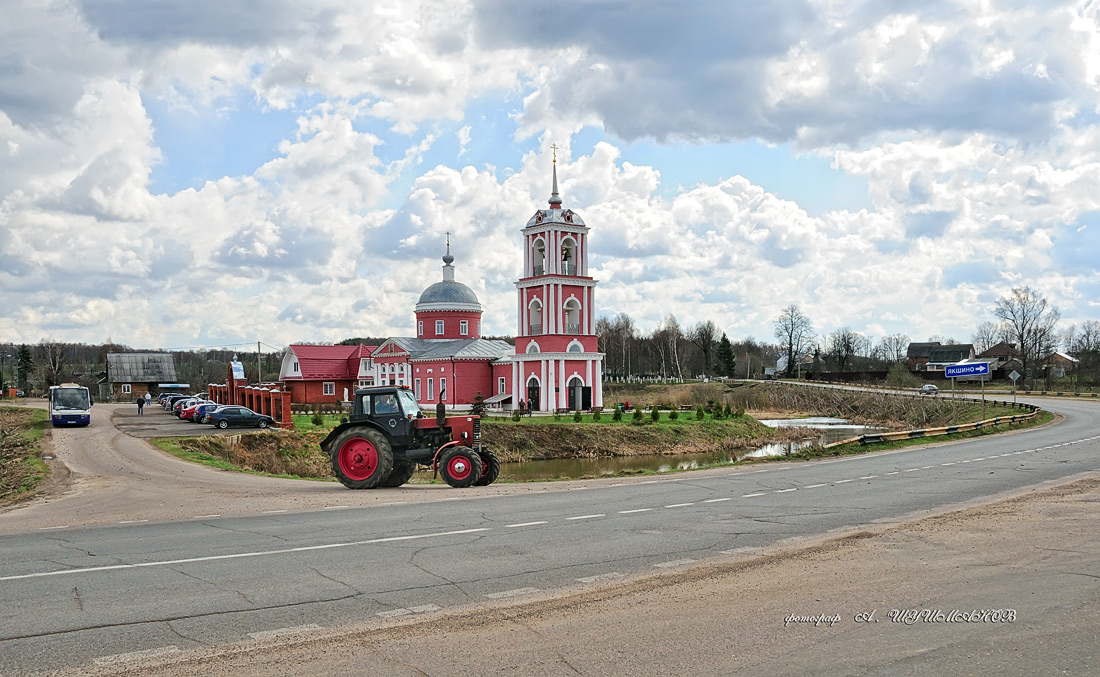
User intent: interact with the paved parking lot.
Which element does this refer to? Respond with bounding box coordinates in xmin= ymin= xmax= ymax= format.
xmin=112 ymin=406 xmax=269 ymax=438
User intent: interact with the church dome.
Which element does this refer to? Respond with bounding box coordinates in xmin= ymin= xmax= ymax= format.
xmin=417 ymin=280 xmax=480 ymax=307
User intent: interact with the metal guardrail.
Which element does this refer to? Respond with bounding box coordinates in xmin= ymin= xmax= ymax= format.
xmin=822 ymin=398 xmax=1042 ymax=449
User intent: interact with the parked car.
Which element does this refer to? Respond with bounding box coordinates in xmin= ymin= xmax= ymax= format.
xmin=180 ymin=400 xmax=213 ymax=421
xmin=163 ymin=394 xmax=190 ymax=410
xmin=173 ymin=398 xmax=201 ymax=417
xmin=918 ymin=384 xmax=940 ymax=396
xmin=191 ymin=402 xmax=221 ymax=424
xmin=207 ymin=406 xmax=275 ymax=429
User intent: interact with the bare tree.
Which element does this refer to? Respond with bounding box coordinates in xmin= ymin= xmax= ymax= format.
xmin=1072 ymin=320 xmax=1100 ymax=353
xmin=877 ymin=333 xmax=910 ymax=364
xmin=828 ymin=327 xmax=868 ymax=373
xmin=688 ymin=320 xmax=719 ymax=378
xmin=658 ymin=315 xmax=685 ymax=381
xmin=971 ymin=321 xmax=1007 ymax=355
xmin=36 ymin=339 xmax=70 ymax=387
xmin=993 ymin=286 xmax=1061 ymax=389
xmin=773 ymin=305 xmax=814 ymax=377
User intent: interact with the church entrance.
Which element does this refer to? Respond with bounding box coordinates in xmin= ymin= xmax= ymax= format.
xmin=566 ymin=376 xmax=591 ymax=411
xmin=526 ymin=377 xmax=541 ymax=412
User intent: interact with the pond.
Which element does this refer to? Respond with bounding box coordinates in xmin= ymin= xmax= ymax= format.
xmin=487 ymin=417 xmax=882 ymax=482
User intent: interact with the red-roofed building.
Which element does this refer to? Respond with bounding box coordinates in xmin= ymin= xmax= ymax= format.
xmin=278 ymin=343 xmax=378 ymax=405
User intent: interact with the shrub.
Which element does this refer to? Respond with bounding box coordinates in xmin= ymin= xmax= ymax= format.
xmin=511 ymin=409 xmax=522 ymax=422
xmin=632 ymin=408 xmax=644 ymax=422
xmin=592 ymin=410 xmax=602 ymax=422
xmin=695 ymin=405 xmax=706 ymax=420
xmin=573 ymin=410 xmax=583 ymax=422
xmin=650 ymin=407 xmax=660 ymax=422
xmin=668 ymin=408 xmax=679 ymax=420
xmin=735 ymin=406 xmax=745 ymax=417
xmin=725 ymin=402 xmax=734 ymax=418
xmin=553 ymin=410 xmax=563 ymax=421
xmin=612 ymin=407 xmax=623 ymax=421
xmin=310 ymin=409 xmax=324 ymax=426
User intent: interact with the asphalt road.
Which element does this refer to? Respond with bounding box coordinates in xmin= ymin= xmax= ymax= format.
xmin=0 ymin=397 xmax=1097 ymax=675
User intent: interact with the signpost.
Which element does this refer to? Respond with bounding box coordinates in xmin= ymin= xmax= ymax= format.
xmin=1009 ymin=369 xmax=1021 ymax=404
xmin=946 ymin=362 xmax=992 ymax=417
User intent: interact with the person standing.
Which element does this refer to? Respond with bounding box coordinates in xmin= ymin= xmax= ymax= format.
xmin=136 ymin=396 xmax=145 ymax=415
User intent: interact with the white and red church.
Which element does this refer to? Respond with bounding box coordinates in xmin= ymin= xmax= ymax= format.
xmin=279 ymin=160 xmax=604 ymax=411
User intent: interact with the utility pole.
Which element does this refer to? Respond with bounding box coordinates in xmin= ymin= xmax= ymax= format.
xmin=257 ymin=341 xmax=262 ymax=384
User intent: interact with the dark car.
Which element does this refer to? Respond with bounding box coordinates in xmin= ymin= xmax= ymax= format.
xmin=207 ymin=406 xmax=274 ymax=429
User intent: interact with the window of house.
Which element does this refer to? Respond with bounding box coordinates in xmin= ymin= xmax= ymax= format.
xmin=323 ymin=382 xmax=335 ymax=396
xmin=440 ymin=378 xmax=447 ymax=400
xmin=293 ymin=361 xmax=299 ymax=372
xmin=360 ymin=359 xmax=369 ymax=372
xmin=427 ymin=378 xmax=434 ymax=401
xmin=414 ymin=378 xmax=421 ymax=400
xmin=498 ymin=377 xmax=506 ymax=394
xmin=460 ymin=320 xmax=468 ymax=335
xmin=418 ymin=321 xmax=423 ymax=336
xmin=122 ymin=384 xmax=131 ymax=394
xmin=435 ymin=320 xmax=444 ymax=335
xmin=359 ymin=380 xmax=372 ymax=387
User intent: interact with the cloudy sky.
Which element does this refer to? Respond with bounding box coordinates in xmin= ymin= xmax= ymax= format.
xmin=3 ymin=0 xmax=1099 ymax=353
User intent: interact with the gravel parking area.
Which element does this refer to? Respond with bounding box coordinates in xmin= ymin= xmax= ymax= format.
xmin=111 ymin=406 xmax=270 ymax=438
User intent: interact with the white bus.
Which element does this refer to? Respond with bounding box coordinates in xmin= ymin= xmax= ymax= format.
xmin=48 ymin=383 xmax=92 ymax=427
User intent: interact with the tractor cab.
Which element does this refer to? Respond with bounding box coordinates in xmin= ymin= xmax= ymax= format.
xmin=350 ymin=387 xmax=421 ymax=446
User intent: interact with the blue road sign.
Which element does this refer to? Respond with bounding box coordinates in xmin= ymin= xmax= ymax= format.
xmin=945 ymin=362 xmax=990 ymax=378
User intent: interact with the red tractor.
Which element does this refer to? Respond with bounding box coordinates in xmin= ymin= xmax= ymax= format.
xmin=320 ymin=386 xmax=500 ymax=489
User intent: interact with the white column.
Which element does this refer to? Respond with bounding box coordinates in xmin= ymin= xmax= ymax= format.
xmin=560 ymin=358 xmax=567 ymax=409
xmin=541 ymin=359 xmax=548 ymax=410
xmin=594 ymin=356 xmax=603 ymax=408
xmin=582 ymin=286 xmax=589 ymax=335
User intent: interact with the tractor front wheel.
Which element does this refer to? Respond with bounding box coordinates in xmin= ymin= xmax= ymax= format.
xmin=474 ymin=448 xmax=500 ymax=486
xmin=439 ymin=446 xmax=482 ymax=488
xmin=330 ymin=428 xmax=394 ymax=489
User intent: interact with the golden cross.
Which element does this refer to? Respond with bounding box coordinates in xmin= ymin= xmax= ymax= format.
xmin=551 ymin=143 xmax=557 ymax=163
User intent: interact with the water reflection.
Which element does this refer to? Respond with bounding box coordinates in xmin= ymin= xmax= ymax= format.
xmin=495 ymin=417 xmax=882 ymax=481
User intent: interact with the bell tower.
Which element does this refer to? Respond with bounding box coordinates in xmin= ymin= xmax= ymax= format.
xmin=512 ymin=149 xmax=603 ymax=411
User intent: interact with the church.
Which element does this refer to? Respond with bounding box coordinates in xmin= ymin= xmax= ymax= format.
xmin=280 ymin=159 xmax=604 ymax=412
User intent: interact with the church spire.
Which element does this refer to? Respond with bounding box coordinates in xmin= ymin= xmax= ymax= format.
xmin=548 ymin=144 xmax=562 ymax=207
xmin=442 ymin=231 xmax=455 ymax=281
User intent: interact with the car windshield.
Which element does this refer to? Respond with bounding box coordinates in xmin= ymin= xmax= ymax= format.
xmin=397 ymin=389 xmax=419 ymax=415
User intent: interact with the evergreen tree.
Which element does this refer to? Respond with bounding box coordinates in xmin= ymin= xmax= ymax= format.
xmin=470 ymin=391 xmax=487 ymax=418
xmin=716 ymin=333 xmax=736 ymax=378
xmin=17 ymin=344 xmax=33 ymax=389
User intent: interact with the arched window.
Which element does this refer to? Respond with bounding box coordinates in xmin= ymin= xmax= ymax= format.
xmin=563 ymin=298 xmax=581 ymax=334
xmin=532 ymin=238 xmax=546 ymax=276
xmin=526 ymin=342 xmax=540 ymax=354
xmin=561 ymin=237 xmax=577 ymax=276
xmin=529 ymin=299 xmax=543 ymax=335
xmin=567 ymin=340 xmax=583 ymax=353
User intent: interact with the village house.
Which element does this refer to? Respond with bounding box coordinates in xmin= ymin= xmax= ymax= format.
xmin=103 ymin=352 xmax=181 ymax=401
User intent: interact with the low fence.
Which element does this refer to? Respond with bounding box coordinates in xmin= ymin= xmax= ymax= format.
xmin=823 ymin=398 xmax=1042 ymax=449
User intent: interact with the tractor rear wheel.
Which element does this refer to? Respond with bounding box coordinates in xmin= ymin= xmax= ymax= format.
xmin=330 ymin=427 xmax=394 ymax=489
xmin=439 ymin=446 xmax=482 ymax=488
xmin=474 ymin=448 xmax=500 ymax=486
xmin=380 ymin=462 xmax=416 ymax=488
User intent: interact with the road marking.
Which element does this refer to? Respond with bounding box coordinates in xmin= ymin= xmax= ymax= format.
xmin=94 ymin=646 xmax=179 ymax=666
xmin=249 ymin=624 xmax=323 ymax=640
xmin=263 ymin=509 xmax=287 ymax=514
xmin=886 ymin=471 xmax=900 ymax=475
xmin=904 ymin=468 xmax=920 ymax=472
xmin=376 ymin=604 xmax=440 ymax=619
xmin=118 ymin=519 xmax=148 ymax=524
xmin=834 ymin=479 xmax=853 ymax=484
xmin=702 ymin=497 xmax=732 ymax=503
xmin=655 ymin=559 xmax=698 ymax=568
xmin=803 ymin=483 xmax=826 ymax=489
xmin=774 ymin=488 xmax=797 ymax=493
xmin=921 ymin=466 xmax=935 ymax=470
xmin=39 ymin=525 xmax=69 ymax=530
xmin=618 ymin=508 xmax=652 ymax=514
xmin=577 ymin=572 xmax=623 ymax=584
xmin=505 ymin=521 xmax=548 ymax=528
xmin=972 ymin=457 xmax=987 ymax=461
xmin=607 ymin=483 xmax=626 ymax=487
xmin=665 ymin=502 xmax=695 ymax=508
xmin=858 ymin=475 xmax=878 ymax=480
xmin=193 ymin=514 xmax=221 ymax=519
xmin=941 ymin=462 xmax=956 ymax=466
xmin=486 ymin=587 xmax=540 ymax=599
xmin=0 ymin=528 xmax=492 ymax=582
xmin=322 ymin=506 xmax=350 ymax=510
xmin=742 ymin=492 xmax=766 ymax=497
xmin=566 ymin=514 xmax=605 ymax=520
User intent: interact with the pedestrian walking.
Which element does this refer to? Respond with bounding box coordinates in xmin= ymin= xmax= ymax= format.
xmin=136 ymin=397 xmax=145 ymax=415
